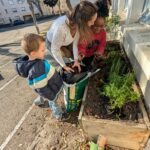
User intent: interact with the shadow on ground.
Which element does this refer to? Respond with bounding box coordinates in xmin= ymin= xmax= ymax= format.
xmin=0 ymin=42 xmax=22 ymax=58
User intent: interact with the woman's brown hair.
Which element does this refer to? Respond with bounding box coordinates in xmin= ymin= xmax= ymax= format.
xmin=68 ymin=1 xmax=97 ymax=43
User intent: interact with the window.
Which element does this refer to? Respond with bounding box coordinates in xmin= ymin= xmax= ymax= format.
xmin=12 ymin=8 xmax=17 ymax=13
xmin=15 ymin=16 xmax=20 ymax=20
xmin=8 ymin=0 xmax=14 ymax=5
xmin=5 ymin=9 xmax=8 ymax=14
xmin=124 ymin=0 xmax=128 ymax=9
xmin=21 ymin=7 xmax=26 ymax=12
xmin=0 ymin=0 xmax=4 ymax=6
xmin=17 ymin=0 xmax=24 ymax=4
xmin=0 ymin=18 xmax=4 ymax=24
xmin=9 ymin=18 xmax=12 ymax=23
xmin=143 ymin=0 xmax=150 ymax=11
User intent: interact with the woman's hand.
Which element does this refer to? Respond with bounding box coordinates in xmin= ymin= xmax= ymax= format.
xmin=94 ymin=51 xmax=105 ymax=60
xmin=63 ymin=66 xmax=74 ymax=73
xmin=95 ymin=51 xmax=103 ymax=57
xmin=72 ymin=60 xmax=81 ymax=73
xmin=78 ymin=53 xmax=85 ymax=61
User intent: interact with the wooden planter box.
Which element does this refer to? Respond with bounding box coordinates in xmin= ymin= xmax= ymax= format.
xmin=78 ymin=86 xmax=150 ymax=150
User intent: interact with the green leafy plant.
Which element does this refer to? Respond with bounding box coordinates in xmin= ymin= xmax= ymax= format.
xmin=106 ymin=14 xmax=120 ymax=40
xmin=105 ymin=44 xmax=115 ymax=52
xmin=109 ymin=57 xmax=123 ymax=74
xmin=105 ymin=51 xmax=122 ymax=69
xmin=106 ymin=15 xmax=120 ymax=32
xmin=102 ymin=72 xmax=140 ymax=109
xmin=102 ymin=56 xmax=140 ymax=109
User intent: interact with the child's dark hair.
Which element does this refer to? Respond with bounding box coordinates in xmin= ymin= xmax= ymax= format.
xmin=95 ymin=0 xmax=109 ymax=18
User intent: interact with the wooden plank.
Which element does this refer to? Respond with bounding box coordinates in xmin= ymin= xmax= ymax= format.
xmin=82 ymin=117 xmax=147 ymax=131
xmin=78 ymin=85 xmax=88 ymax=120
xmin=139 ymin=99 xmax=150 ymax=130
xmin=78 ymin=85 xmax=88 ymax=130
xmin=82 ymin=117 xmax=150 ymax=150
xmin=132 ymin=83 xmax=150 ymax=129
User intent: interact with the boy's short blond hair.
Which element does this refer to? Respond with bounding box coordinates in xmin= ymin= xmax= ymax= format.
xmin=21 ymin=33 xmax=45 ymax=54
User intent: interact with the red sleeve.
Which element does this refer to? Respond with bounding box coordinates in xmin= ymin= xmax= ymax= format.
xmin=97 ymin=31 xmax=106 ymax=55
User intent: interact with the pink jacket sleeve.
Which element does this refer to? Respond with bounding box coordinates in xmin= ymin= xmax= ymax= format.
xmin=78 ymin=41 xmax=87 ymax=56
xmin=97 ymin=30 xmax=106 ymax=55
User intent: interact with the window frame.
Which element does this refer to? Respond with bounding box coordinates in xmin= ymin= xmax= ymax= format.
xmin=21 ymin=7 xmax=26 ymax=12
xmin=8 ymin=0 xmax=14 ymax=5
xmin=17 ymin=0 xmax=24 ymax=4
xmin=12 ymin=8 xmax=17 ymax=13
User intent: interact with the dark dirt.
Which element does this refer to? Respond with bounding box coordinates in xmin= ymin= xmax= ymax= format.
xmin=84 ymin=42 xmax=141 ymax=122
xmin=84 ymin=70 xmax=140 ymax=121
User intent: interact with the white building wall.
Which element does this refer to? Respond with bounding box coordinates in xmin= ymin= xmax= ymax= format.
xmin=125 ymin=0 xmax=144 ymax=24
xmin=0 ymin=0 xmax=39 ymax=24
xmin=0 ymin=0 xmax=69 ymax=25
xmin=69 ymin=0 xmax=97 ymax=9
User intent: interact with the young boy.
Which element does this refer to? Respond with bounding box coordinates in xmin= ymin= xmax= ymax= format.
xmin=78 ymin=0 xmax=107 ymax=67
xmin=13 ymin=33 xmax=70 ymax=121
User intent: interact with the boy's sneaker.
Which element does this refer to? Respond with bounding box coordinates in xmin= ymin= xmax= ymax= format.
xmin=58 ymin=112 xmax=71 ymax=122
xmin=38 ymin=100 xmax=49 ymax=108
xmin=34 ymin=97 xmax=49 ymax=108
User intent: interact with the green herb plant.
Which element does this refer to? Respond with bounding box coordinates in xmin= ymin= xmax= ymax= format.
xmin=102 ymin=58 xmax=140 ymax=109
xmin=106 ymin=14 xmax=120 ymax=40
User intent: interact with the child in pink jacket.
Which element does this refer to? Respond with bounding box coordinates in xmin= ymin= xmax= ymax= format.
xmin=78 ymin=0 xmax=108 ymax=67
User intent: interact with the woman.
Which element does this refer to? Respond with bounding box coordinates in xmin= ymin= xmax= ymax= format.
xmin=46 ymin=1 xmax=97 ymax=73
